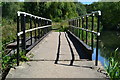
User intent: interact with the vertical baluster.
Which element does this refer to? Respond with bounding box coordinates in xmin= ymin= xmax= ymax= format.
xmin=71 ymin=20 xmax=72 ymax=32
xmin=44 ymin=20 xmax=45 ymax=35
xmin=17 ymin=13 xmax=20 ymax=66
xmin=77 ymin=19 xmax=78 ymax=37
xmin=95 ymin=11 xmax=101 ymax=66
xmin=79 ymin=18 xmax=81 ymax=39
xmin=50 ymin=21 xmax=52 ymax=31
xmin=70 ymin=20 xmax=71 ymax=32
xmin=77 ymin=18 xmax=79 ymax=37
xmin=34 ymin=17 xmax=37 ymax=42
xmin=47 ymin=20 xmax=49 ymax=33
xmin=46 ymin=21 xmax=48 ymax=33
xmin=68 ymin=20 xmax=70 ymax=31
xmin=86 ymin=15 xmax=88 ymax=44
xmin=38 ymin=18 xmax=40 ymax=39
xmin=91 ymin=13 xmax=94 ymax=51
xmin=45 ymin=20 xmax=47 ymax=34
xmin=74 ymin=19 xmax=75 ymax=34
xmin=47 ymin=21 xmax=51 ymax=32
xmin=75 ymin=19 xmax=76 ymax=36
xmin=70 ymin=20 xmax=73 ymax=31
xmin=82 ymin=17 xmax=84 ymax=41
xmin=43 ymin=20 xmax=45 ymax=35
xmin=30 ymin=16 xmax=32 ymax=45
xmin=42 ymin=19 xmax=44 ymax=36
xmin=76 ymin=19 xmax=77 ymax=36
xmin=21 ymin=14 xmax=26 ymax=52
xmin=40 ymin=19 xmax=42 ymax=38
xmin=41 ymin=19 xmax=43 ymax=37
xmin=72 ymin=19 xmax=75 ymax=34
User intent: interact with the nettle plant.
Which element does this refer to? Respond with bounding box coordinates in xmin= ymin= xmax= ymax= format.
xmin=2 ymin=50 xmax=30 ymax=70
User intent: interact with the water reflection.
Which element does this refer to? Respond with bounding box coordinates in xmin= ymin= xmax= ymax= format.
xmin=92 ymin=48 xmax=108 ymax=66
xmin=92 ymin=31 xmax=120 ymax=67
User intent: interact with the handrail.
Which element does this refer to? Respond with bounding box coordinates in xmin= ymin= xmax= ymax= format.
xmin=17 ymin=25 xmax=52 ymax=36
xmin=68 ymin=10 xmax=101 ymax=21
xmin=68 ymin=11 xmax=101 ymax=66
xmin=17 ymin=11 xmax=52 ymax=66
xmin=69 ymin=25 xmax=100 ymax=36
xmin=17 ymin=11 xmax=52 ymax=21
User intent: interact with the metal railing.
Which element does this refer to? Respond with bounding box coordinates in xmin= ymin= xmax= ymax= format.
xmin=17 ymin=11 xmax=52 ymax=66
xmin=68 ymin=11 xmax=101 ymax=66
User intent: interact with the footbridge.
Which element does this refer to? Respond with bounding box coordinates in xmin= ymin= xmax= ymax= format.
xmin=3 ymin=11 xmax=106 ymax=79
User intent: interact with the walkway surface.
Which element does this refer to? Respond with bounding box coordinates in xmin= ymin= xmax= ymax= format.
xmin=7 ymin=32 xmax=106 ymax=78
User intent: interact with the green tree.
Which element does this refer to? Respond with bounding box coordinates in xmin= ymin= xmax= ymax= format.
xmin=2 ymin=2 xmax=23 ymax=21
xmin=46 ymin=2 xmax=78 ymax=22
xmin=23 ymin=2 xmax=39 ymax=16
xmin=75 ymin=2 xmax=86 ymax=16
xmin=88 ymin=2 xmax=120 ymax=30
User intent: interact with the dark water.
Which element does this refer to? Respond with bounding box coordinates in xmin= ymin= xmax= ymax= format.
xmin=92 ymin=31 xmax=120 ymax=67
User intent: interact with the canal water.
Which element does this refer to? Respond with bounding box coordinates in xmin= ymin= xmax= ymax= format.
xmin=92 ymin=31 xmax=120 ymax=67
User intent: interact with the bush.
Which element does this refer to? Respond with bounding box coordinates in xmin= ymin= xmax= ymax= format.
xmin=104 ymin=48 xmax=120 ymax=79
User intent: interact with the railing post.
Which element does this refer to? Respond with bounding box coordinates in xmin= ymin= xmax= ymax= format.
xmin=50 ymin=21 xmax=52 ymax=30
xmin=74 ymin=19 xmax=75 ymax=34
xmin=48 ymin=21 xmax=50 ymax=31
xmin=30 ymin=16 xmax=32 ymax=45
xmin=82 ymin=17 xmax=84 ymax=41
xmin=45 ymin=20 xmax=47 ymax=34
xmin=71 ymin=20 xmax=73 ymax=33
xmin=68 ymin=20 xmax=70 ymax=31
xmin=41 ymin=19 xmax=43 ymax=37
xmin=72 ymin=20 xmax=74 ymax=33
xmin=21 ymin=14 xmax=26 ymax=52
xmin=44 ymin=20 xmax=46 ymax=35
xmin=86 ymin=15 xmax=88 ymax=44
xmin=70 ymin=20 xmax=72 ymax=31
xmin=77 ymin=18 xmax=79 ymax=37
xmin=43 ymin=20 xmax=45 ymax=35
xmin=91 ymin=13 xmax=94 ymax=51
xmin=49 ymin=20 xmax=52 ymax=31
xmin=46 ymin=21 xmax=48 ymax=33
xmin=47 ymin=20 xmax=49 ymax=33
xmin=76 ymin=19 xmax=78 ymax=36
xmin=79 ymin=18 xmax=81 ymax=38
xmin=75 ymin=19 xmax=77 ymax=36
xmin=95 ymin=11 xmax=101 ymax=66
xmin=40 ymin=19 xmax=42 ymax=38
xmin=34 ymin=17 xmax=37 ymax=42
xmin=38 ymin=18 xmax=40 ymax=39
xmin=17 ymin=13 xmax=20 ymax=66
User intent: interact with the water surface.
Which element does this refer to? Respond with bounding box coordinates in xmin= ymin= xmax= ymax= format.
xmin=92 ymin=31 xmax=120 ymax=67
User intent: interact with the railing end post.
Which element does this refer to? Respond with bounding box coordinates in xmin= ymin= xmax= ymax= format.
xmin=98 ymin=10 xmax=101 ymax=16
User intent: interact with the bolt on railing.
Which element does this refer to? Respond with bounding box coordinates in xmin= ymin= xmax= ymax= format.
xmin=17 ymin=11 xmax=52 ymax=66
xmin=68 ymin=11 xmax=101 ymax=66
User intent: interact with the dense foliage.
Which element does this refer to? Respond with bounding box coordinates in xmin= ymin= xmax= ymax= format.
xmin=2 ymin=2 xmax=120 ymax=44
xmin=85 ymin=2 xmax=120 ymax=30
xmin=2 ymin=2 xmax=86 ymax=22
xmin=2 ymin=2 xmax=86 ymax=44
